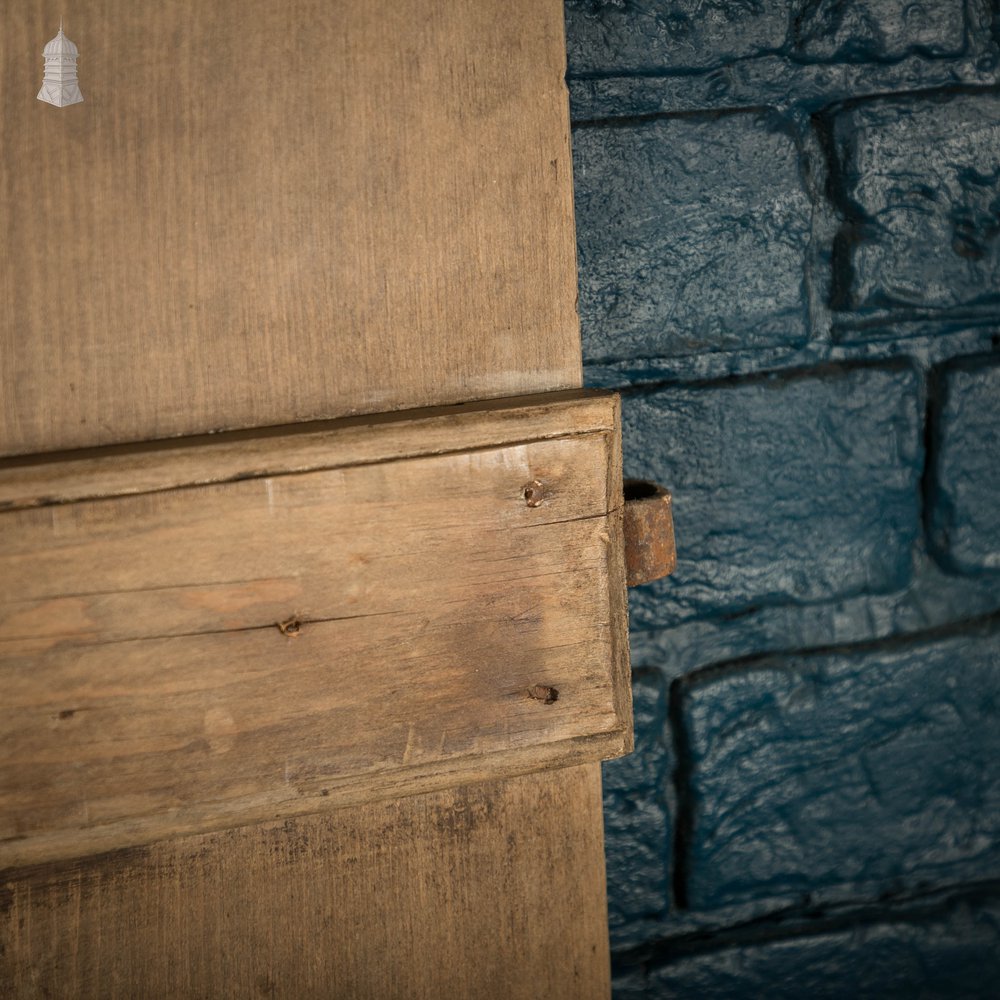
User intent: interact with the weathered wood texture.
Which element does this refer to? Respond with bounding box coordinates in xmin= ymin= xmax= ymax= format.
xmin=0 ymin=393 xmax=629 ymax=869
xmin=1 ymin=2 xmax=620 ymax=995
xmin=0 ymin=390 xmax=617 ymax=512
xmin=0 ymin=0 xmax=581 ymax=457
xmin=1 ymin=765 xmax=610 ymax=1000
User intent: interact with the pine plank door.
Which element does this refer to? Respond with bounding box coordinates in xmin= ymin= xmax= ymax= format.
xmin=0 ymin=3 xmax=630 ymax=997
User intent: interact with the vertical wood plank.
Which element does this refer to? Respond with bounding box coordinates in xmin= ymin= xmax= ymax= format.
xmin=2 ymin=766 xmax=610 ymax=1000
xmin=0 ymin=0 xmax=617 ymax=995
xmin=0 ymin=0 xmax=580 ymax=455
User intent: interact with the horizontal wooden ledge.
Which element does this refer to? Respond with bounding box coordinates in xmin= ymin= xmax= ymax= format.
xmin=0 ymin=391 xmax=631 ymax=867
xmin=0 ymin=732 xmax=629 ymax=874
xmin=0 ymin=389 xmax=616 ymax=512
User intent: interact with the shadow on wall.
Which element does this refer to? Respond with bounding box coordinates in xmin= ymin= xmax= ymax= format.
xmin=564 ymin=1 xmax=1000 ymax=996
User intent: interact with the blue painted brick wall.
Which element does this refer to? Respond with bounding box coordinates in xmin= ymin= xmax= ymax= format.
xmin=829 ymin=92 xmax=1000 ymax=315
xmin=621 ymin=364 xmax=921 ymax=628
xmin=564 ymin=1 xmax=1000 ymax=995
xmin=931 ymin=355 xmax=1000 ymax=571
xmin=680 ymin=626 xmax=1000 ymax=912
xmin=617 ymin=892 xmax=1000 ymax=1000
xmin=574 ymin=110 xmax=812 ymax=360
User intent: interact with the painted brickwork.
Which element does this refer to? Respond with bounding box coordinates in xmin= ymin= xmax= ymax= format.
xmin=564 ymin=1 xmax=1000 ymax=994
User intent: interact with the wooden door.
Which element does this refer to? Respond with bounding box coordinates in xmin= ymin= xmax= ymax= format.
xmin=1 ymin=3 xmax=629 ymax=996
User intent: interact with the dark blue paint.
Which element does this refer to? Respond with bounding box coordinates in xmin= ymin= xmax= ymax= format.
xmin=565 ymin=0 xmax=793 ymax=76
xmin=680 ymin=625 xmax=1000 ymax=911
xmin=930 ymin=355 xmax=1000 ymax=572
xmin=615 ymin=889 xmax=1000 ymax=999
xmin=829 ymin=92 xmax=1000 ymax=316
xmin=573 ymin=110 xmax=811 ymax=363
xmin=621 ymin=364 xmax=921 ymax=628
xmin=602 ymin=673 xmax=673 ymax=949
xmin=565 ymin=0 xmax=966 ymax=77
xmin=792 ymin=0 xmax=966 ymax=63
xmin=566 ymin=0 xmax=1000 ymax=995
xmin=566 ymin=1 xmax=992 ymax=122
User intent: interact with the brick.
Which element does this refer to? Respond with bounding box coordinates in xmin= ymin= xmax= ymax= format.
xmin=792 ymin=0 xmax=966 ymax=62
xmin=573 ymin=111 xmax=811 ymax=363
xmin=679 ymin=625 xmax=1000 ymax=911
xmin=565 ymin=0 xmax=966 ymax=77
xmin=602 ymin=674 xmax=672 ymax=948
xmin=930 ymin=356 xmax=1000 ymax=571
xmin=641 ymin=895 xmax=1000 ymax=999
xmin=621 ymin=363 xmax=921 ymax=627
xmin=565 ymin=0 xmax=791 ymax=76
xmin=830 ymin=91 xmax=1000 ymax=313
xmin=568 ymin=46 xmax=995 ymax=126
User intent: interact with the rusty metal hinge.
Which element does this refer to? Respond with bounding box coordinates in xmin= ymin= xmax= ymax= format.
xmin=622 ymin=479 xmax=676 ymax=587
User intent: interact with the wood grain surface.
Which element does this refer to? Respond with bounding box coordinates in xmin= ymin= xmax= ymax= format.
xmin=0 ymin=389 xmax=615 ymax=511
xmin=0 ymin=394 xmax=629 ymax=869
xmin=0 ymin=1 xmax=621 ymax=995
xmin=0 ymin=0 xmax=581 ymax=456
xmin=1 ymin=765 xmax=611 ymax=1000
